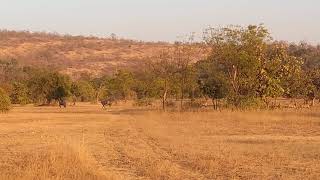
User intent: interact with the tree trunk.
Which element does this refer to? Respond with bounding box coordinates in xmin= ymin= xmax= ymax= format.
xmin=212 ymin=98 xmax=217 ymax=110
xmin=96 ymin=93 xmax=99 ymax=104
xmin=180 ymin=89 xmax=184 ymax=110
xmin=162 ymin=90 xmax=167 ymax=111
xmin=162 ymin=80 xmax=168 ymax=111
xmin=216 ymin=99 xmax=220 ymax=110
xmin=180 ymin=77 xmax=186 ymax=110
xmin=96 ymin=85 xmax=102 ymax=104
xmin=293 ymin=99 xmax=297 ymax=108
xmin=311 ymin=97 xmax=315 ymax=107
xmin=191 ymin=87 xmax=195 ymax=102
xmin=231 ymin=65 xmax=238 ymax=96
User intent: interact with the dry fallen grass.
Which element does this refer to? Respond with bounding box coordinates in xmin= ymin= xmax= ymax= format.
xmin=0 ymin=144 xmax=109 ymax=180
xmin=1 ymin=103 xmax=320 ymax=179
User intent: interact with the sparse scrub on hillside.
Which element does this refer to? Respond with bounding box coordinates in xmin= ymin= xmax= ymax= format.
xmin=0 ymin=29 xmax=171 ymax=77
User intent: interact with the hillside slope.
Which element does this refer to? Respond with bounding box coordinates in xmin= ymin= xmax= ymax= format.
xmin=0 ymin=30 xmax=171 ymax=78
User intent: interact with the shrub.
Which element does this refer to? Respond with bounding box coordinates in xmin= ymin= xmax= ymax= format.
xmin=227 ymin=96 xmax=265 ymax=110
xmin=166 ymin=100 xmax=176 ymax=108
xmin=184 ymin=99 xmax=206 ymax=109
xmin=10 ymin=82 xmax=30 ymax=105
xmin=134 ymin=98 xmax=153 ymax=107
xmin=0 ymin=88 xmax=11 ymax=112
xmin=71 ymin=81 xmax=95 ymax=102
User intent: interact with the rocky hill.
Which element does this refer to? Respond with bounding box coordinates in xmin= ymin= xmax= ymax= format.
xmin=0 ymin=30 xmax=171 ymax=78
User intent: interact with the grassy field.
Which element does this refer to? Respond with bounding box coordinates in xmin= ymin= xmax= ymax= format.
xmin=1 ymin=103 xmax=320 ymax=179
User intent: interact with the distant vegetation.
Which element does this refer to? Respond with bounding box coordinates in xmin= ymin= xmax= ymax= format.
xmin=0 ymin=25 xmax=320 ymax=111
xmin=0 ymin=29 xmax=170 ymax=77
xmin=0 ymin=88 xmax=11 ymax=112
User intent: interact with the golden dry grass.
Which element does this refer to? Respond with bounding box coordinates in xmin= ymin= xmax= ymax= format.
xmin=1 ymin=103 xmax=320 ymax=179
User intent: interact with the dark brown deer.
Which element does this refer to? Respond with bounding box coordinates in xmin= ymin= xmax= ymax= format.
xmin=58 ymin=99 xmax=67 ymax=108
xmin=101 ymin=98 xmax=114 ymax=108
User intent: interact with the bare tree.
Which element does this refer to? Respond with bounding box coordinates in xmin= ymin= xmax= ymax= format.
xmin=173 ymin=34 xmax=207 ymax=109
xmin=149 ymin=50 xmax=177 ymax=111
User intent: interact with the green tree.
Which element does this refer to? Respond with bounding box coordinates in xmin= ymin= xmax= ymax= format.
xmin=0 ymin=88 xmax=11 ymax=112
xmin=10 ymin=82 xmax=29 ymax=105
xmin=311 ymin=69 xmax=320 ymax=101
xmin=149 ymin=51 xmax=179 ymax=110
xmin=173 ymin=39 xmax=204 ymax=109
xmin=90 ymin=77 xmax=105 ymax=103
xmin=203 ymin=25 xmax=302 ymax=108
xmin=132 ymin=69 xmax=160 ymax=100
xmin=301 ymin=69 xmax=320 ymax=106
xmin=71 ymin=81 xmax=95 ymax=102
xmin=28 ymin=71 xmax=71 ymax=104
xmin=204 ymin=25 xmax=271 ymax=106
xmin=100 ymin=70 xmax=135 ymax=100
xmin=197 ymin=60 xmax=229 ymax=109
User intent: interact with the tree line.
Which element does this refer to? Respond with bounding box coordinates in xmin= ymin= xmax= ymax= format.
xmin=1 ymin=25 xmax=320 ymax=112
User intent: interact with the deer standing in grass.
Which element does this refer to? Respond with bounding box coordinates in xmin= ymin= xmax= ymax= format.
xmin=101 ymin=98 xmax=114 ymax=109
xmin=58 ymin=99 xmax=67 ymax=108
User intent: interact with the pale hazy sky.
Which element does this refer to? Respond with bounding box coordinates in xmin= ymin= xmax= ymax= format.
xmin=0 ymin=0 xmax=319 ymax=43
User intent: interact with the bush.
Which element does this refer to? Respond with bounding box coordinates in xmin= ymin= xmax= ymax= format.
xmin=228 ymin=96 xmax=265 ymax=110
xmin=10 ymin=82 xmax=30 ymax=105
xmin=0 ymin=88 xmax=11 ymax=112
xmin=133 ymin=98 xmax=153 ymax=107
xmin=166 ymin=100 xmax=176 ymax=108
xmin=71 ymin=81 xmax=95 ymax=102
xmin=184 ymin=99 xmax=207 ymax=109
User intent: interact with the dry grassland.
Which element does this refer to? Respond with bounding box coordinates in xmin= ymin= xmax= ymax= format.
xmin=0 ymin=103 xmax=320 ymax=179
